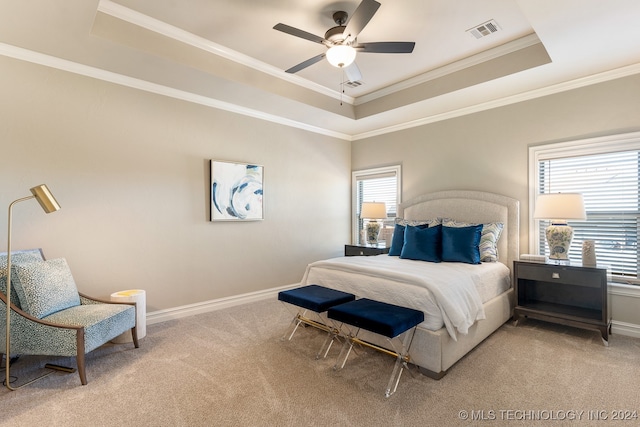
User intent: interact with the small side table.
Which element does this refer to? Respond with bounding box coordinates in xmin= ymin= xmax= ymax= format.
xmin=110 ymin=289 xmax=146 ymax=343
xmin=513 ymin=261 xmax=610 ymax=345
xmin=345 ymin=244 xmax=390 ymax=256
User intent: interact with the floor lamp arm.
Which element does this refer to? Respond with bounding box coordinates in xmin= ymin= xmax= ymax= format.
xmin=5 ymin=195 xmax=35 ymax=391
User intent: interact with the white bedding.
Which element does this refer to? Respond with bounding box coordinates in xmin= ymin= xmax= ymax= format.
xmin=301 ymin=255 xmax=511 ymax=340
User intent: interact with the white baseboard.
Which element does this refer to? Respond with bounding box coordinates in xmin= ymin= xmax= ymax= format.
xmin=608 ymin=283 xmax=640 ymax=338
xmin=610 ymin=320 xmax=640 ymax=339
xmin=145 ymin=282 xmax=640 ymax=340
xmin=146 ymin=283 xmax=299 ymax=325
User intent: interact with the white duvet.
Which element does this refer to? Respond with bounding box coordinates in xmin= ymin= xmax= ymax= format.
xmin=300 ymin=255 xmax=511 ymax=340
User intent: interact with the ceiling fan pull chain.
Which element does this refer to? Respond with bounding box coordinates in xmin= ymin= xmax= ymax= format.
xmin=340 ymin=68 xmax=345 ymax=106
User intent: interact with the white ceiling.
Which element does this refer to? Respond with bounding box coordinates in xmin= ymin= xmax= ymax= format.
xmin=112 ymin=0 xmax=537 ymax=96
xmin=1 ymin=0 xmax=640 ymax=140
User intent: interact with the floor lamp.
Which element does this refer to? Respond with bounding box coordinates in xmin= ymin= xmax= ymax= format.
xmin=4 ymin=184 xmax=60 ymax=390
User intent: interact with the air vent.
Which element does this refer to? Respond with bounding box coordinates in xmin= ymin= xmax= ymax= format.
xmin=343 ymin=80 xmax=363 ymax=88
xmin=467 ymin=19 xmax=500 ymax=39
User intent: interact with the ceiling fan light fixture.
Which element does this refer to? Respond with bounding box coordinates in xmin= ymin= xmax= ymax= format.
xmin=326 ymin=45 xmax=356 ymax=68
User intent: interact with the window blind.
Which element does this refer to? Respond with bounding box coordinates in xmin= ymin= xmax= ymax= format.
xmin=357 ymin=176 xmax=398 ymax=217
xmin=537 ymin=150 xmax=639 ymax=278
xmin=352 ymin=166 xmax=401 ymax=246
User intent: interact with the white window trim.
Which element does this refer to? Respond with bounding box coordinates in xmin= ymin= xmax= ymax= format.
xmin=528 ymin=130 xmax=640 ymax=287
xmin=351 ymin=165 xmax=402 ymax=245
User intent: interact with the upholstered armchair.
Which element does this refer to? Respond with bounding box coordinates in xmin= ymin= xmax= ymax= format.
xmin=1 ymin=249 xmax=139 ymax=385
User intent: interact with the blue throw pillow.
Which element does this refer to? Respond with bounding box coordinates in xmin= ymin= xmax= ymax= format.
xmin=388 ymin=224 xmax=406 ymax=256
xmin=442 ymin=225 xmax=482 ymax=264
xmin=389 ymin=223 xmax=433 ymax=256
xmin=400 ymin=225 xmax=442 ymax=262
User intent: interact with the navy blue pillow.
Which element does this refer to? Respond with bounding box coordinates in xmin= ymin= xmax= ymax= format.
xmin=400 ymin=225 xmax=442 ymax=262
xmin=389 ymin=223 xmax=431 ymax=256
xmin=388 ymin=224 xmax=406 ymax=256
xmin=442 ymin=225 xmax=482 ymax=264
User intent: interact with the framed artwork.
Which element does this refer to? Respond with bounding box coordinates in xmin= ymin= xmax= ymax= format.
xmin=210 ymin=160 xmax=264 ymax=221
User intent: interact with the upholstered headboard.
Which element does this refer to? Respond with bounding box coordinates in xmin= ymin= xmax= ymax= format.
xmin=398 ymin=190 xmax=520 ymax=270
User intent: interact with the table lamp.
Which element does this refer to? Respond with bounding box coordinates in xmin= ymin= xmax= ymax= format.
xmin=360 ymin=202 xmax=386 ymax=246
xmin=533 ymin=193 xmax=586 ymax=260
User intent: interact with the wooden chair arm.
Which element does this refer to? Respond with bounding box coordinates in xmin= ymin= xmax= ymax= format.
xmin=78 ymin=292 xmax=136 ymax=307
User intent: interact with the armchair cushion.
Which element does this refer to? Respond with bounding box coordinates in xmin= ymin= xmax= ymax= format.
xmin=11 ymin=258 xmax=81 ymax=318
xmin=0 ymin=249 xmax=45 ymax=307
xmin=43 ymin=303 xmax=136 ymax=353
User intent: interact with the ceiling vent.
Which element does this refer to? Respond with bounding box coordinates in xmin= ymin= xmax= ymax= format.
xmin=467 ymin=20 xmax=500 ymax=39
xmin=343 ymin=80 xmax=363 ymax=88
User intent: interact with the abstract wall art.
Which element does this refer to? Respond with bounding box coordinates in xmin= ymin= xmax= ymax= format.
xmin=210 ymin=160 xmax=264 ymax=221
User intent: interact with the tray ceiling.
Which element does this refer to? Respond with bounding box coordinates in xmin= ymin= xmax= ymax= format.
xmin=1 ymin=0 xmax=639 ymax=140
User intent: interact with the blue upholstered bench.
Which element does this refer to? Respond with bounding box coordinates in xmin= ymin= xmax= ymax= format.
xmin=278 ymin=285 xmax=355 ymax=359
xmin=328 ymin=298 xmax=424 ymax=397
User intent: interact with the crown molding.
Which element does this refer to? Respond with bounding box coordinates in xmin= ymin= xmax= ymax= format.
xmin=2 ymin=37 xmax=639 ymax=142
xmin=351 ymin=61 xmax=640 ymax=141
xmin=354 ymin=33 xmax=543 ymax=106
xmin=97 ymin=0 xmax=355 ymax=105
xmin=0 ymin=42 xmax=352 ymax=141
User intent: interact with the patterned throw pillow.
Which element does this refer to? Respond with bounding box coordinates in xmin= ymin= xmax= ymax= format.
xmin=395 ymin=218 xmax=442 ymax=228
xmin=11 ymin=258 xmax=81 ymax=318
xmin=0 ymin=249 xmax=44 ymax=307
xmin=442 ymin=219 xmax=504 ymax=262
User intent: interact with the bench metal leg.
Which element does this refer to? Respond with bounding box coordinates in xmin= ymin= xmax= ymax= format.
xmin=385 ymin=330 xmax=415 ymax=397
xmin=282 ymin=309 xmax=307 ymax=341
xmin=386 ymin=356 xmax=405 ymax=398
xmin=334 ymin=328 xmax=358 ymax=370
xmin=334 ymin=325 xmax=418 ymax=397
xmin=281 ymin=305 xmax=344 ymax=359
xmin=317 ymin=324 xmax=341 ymax=360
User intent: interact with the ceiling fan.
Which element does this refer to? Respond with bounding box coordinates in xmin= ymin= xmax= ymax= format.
xmin=273 ymin=0 xmax=415 ymax=82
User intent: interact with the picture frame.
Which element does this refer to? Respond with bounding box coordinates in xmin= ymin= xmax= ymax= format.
xmin=210 ymin=160 xmax=264 ymax=221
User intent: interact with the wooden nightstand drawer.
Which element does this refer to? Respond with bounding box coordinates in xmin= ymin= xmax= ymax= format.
xmin=516 ymin=264 xmax=601 ymax=288
xmin=345 ymin=245 xmax=390 ymax=256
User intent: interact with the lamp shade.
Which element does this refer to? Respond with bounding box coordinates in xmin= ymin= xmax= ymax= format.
xmin=533 ymin=193 xmax=586 ymax=221
xmin=326 ymin=45 xmax=356 ymax=68
xmin=30 ymin=184 xmax=61 ymax=213
xmin=361 ymin=202 xmax=387 ymax=219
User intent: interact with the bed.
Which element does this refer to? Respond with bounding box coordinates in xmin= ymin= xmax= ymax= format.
xmin=300 ymin=190 xmax=519 ymax=379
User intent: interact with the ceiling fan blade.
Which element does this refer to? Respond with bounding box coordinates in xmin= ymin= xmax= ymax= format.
xmin=285 ymin=53 xmax=326 ymax=74
xmin=343 ymin=0 xmax=381 ymax=42
xmin=273 ymin=23 xmax=327 ymax=45
xmin=355 ymin=41 xmax=415 ymax=53
xmin=344 ymin=62 xmax=362 ymax=82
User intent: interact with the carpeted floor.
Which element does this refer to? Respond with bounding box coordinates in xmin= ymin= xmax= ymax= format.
xmin=1 ymin=298 xmax=639 ymax=426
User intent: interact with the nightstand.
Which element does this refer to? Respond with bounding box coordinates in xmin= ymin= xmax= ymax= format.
xmin=513 ymin=261 xmax=610 ymax=345
xmin=344 ymin=244 xmax=390 ymax=256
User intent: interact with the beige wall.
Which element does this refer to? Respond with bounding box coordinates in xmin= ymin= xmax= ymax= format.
xmin=0 ymin=56 xmax=351 ymax=312
xmin=2 ymin=50 xmax=639 ymax=331
xmin=352 ymin=73 xmax=640 ymax=333
xmin=353 ymin=73 xmax=640 ymax=254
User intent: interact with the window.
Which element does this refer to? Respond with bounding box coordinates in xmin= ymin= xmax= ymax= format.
xmin=529 ymin=132 xmax=640 ymax=283
xmin=352 ymin=165 xmax=401 ymax=246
